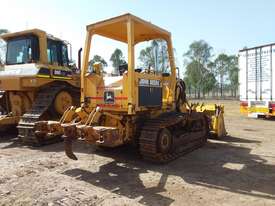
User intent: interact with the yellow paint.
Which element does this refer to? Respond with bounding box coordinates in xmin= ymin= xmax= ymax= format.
xmin=0 ymin=29 xmax=80 ymax=129
xmin=240 ymin=106 xmax=248 ymax=114
xmin=52 ymin=76 xmax=72 ymax=80
xmin=54 ymin=91 xmax=73 ymax=115
xmin=37 ymin=74 xmax=51 ymax=78
xmin=196 ymin=104 xmax=226 ymax=138
xmin=248 ymin=107 xmax=269 ymax=114
xmin=35 ymin=14 xmax=227 ymax=147
xmin=0 ymin=115 xmax=21 ymax=125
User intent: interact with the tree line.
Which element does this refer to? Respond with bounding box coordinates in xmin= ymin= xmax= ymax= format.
xmin=89 ymin=39 xmax=239 ymax=99
xmin=184 ymin=40 xmax=238 ymax=99
xmin=89 ymin=40 xmax=169 ymax=75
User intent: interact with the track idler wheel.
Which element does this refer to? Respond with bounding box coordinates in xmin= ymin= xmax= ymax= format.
xmin=157 ymin=128 xmax=173 ymax=154
xmin=54 ymin=91 xmax=73 ymax=116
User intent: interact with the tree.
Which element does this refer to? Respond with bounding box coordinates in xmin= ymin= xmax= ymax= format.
xmin=183 ymin=40 xmax=213 ymax=98
xmin=184 ymin=60 xmax=205 ymax=98
xmin=206 ymin=61 xmax=217 ymax=96
xmin=201 ymin=71 xmax=216 ymax=97
xmin=227 ymin=55 xmax=239 ymax=97
xmin=110 ymin=48 xmax=126 ymax=75
xmin=183 ymin=40 xmax=213 ymax=66
xmin=158 ymin=40 xmax=169 ymax=73
xmin=183 ymin=76 xmax=192 ymax=95
xmin=139 ymin=39 xmax=169 ymax=72
xmin=213 ymin=54 xmax=230 ymax=97
xmin=184 ymin=60 xmax=216 ymax=98
xmin=89 ymin=55 xmax=108 ymax=67
xmin=139 ymin=47 xmax=154 ymax=68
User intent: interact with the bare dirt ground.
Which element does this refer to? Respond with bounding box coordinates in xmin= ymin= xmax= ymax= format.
xmin=0 ymin=100 xmax=275 ymax=206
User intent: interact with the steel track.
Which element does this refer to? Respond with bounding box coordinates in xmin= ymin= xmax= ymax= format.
xmin=139 ymin=112 xmax=208 ymax=163
xmin=17 ymin=84 xmax=68 ymax=146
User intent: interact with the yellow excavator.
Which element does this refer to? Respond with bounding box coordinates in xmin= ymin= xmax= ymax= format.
xmin=0 ymin=29 xmax=80 ymax=145
xmin=35 ymin=14 xmax=226 ymax=162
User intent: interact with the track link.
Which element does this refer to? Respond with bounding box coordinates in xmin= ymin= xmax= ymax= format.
xmin=139 ymin=112 xmax=208 ymax=163
xmin=17 ymin=84 xmax=67 ymax=146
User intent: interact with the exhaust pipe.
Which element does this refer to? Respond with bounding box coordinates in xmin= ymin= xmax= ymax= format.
xmin=78 ymin=48 xmax=83 ymax=71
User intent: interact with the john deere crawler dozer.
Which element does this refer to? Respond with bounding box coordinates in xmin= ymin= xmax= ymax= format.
xmin=0 ymin=29 xmax=80 ymax=145
xmin=35 ymin=14 xmax=226 ymax=162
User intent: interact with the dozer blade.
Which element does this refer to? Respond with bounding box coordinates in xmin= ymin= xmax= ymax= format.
xmin=195 ymin=104 xmax=227 ymax=138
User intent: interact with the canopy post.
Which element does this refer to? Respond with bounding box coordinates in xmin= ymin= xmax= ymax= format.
xmin=167 ymin=37 xmax=177 ymax=101
xmin=127 ymin=16 xmax=135 ymax=114
xmin=81 ymin=30 xmax=92 ymax=103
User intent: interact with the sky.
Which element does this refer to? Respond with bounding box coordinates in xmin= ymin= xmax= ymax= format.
xmin=1 ymin=0 xmax=275 ymax=71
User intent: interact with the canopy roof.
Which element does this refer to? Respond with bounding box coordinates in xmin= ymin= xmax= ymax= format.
xmin=0 ymin=28 xmax=63 ymax=42
xmin=86 ymin=13 xmax=171 ymax=44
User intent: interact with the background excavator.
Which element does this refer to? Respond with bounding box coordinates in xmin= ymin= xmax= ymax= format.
xmin=35 ymin=14 xmax=226 ymax=163
xmin=0 ymin=29 xmax=80 ymax=145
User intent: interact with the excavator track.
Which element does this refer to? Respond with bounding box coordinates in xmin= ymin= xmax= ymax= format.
xmin=17 ymin=84 xmax=70 ymax=146
xmin=139 ymin=112 xmax=208 ymax=163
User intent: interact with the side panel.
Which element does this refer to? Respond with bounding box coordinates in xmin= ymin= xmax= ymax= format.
xmin=241 ymin=46 xmax=273 ymax=101
xmin=239 ymin=44 xmax=275 ymax=117
xmin=247 ymin=49 xmax=256 ymax=100
xmin=272 ymin=45 xmax=275 ymax=100
xmin=239 ymin=51 xmax=247 ymax=101
xmin=138 ymin=79 xmax=162 ymax=107
xmin=260 ymin=46 xmax=272 ymax=100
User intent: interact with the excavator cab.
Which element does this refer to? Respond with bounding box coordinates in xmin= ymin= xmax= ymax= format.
xmin=34 ymin=14 xmax=226 ymax=161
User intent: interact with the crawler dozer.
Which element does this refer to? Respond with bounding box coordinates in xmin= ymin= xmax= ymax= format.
xmin=35 ymin=14 xmax=226 ymax=162
xmin=0 ymin=29 xmax=80 ymax=145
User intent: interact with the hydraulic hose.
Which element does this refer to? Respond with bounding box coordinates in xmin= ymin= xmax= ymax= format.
xmin=175 ymin=79 xmax=187 ymax=111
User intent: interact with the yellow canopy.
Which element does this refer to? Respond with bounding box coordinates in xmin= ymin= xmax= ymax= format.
xmin=86 ymin=13 xmax=171 ymax=44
